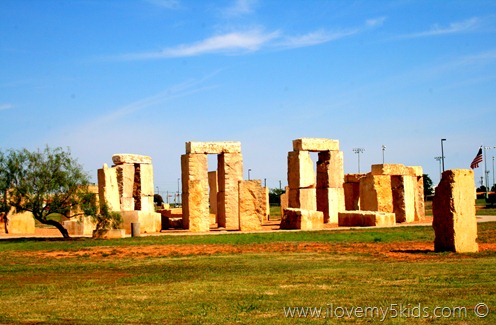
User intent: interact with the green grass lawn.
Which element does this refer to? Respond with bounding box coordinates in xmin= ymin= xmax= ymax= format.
xmin=1 ymin=223 xmax=495 ymax=324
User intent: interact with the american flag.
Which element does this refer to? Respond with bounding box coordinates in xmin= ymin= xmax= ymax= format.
xmin=470 ymin=147 xmax=483 ymax=169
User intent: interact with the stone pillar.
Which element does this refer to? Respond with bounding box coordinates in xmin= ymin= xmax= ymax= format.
xmin=316 ymin=150 xmax=345 ymax=223
xmin=344 ymin=174 xmax=364 ymax=210
xmin=287 ymin=150 xmax=316 ymax=210
xmin=433 ymin=169 xmax=478 ymax=253
xmin=238 ymin=180 xmax=264 ymax=231
xmin=359 ymin=174 xmax=393 ymax=212
xmin=208 ymin=171 xmax=218 ymax=215
xmin=181 ymin=154 xmax=209 ymax=232
xmin=391 ymin=175 xmax=416 ymax=223
xmin=97 ymin=163 xmax=120 ymax=211
xmin=217 ymin=153 xmax=243 ymax=229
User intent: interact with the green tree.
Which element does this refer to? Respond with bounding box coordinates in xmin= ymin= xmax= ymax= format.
xmin=269 ymin=188 xmax=286 ymax=205
xmin=423 ymin=174 xmax=434 ymax=197
xmin=0 ymin=146 xmax=97 ymax=238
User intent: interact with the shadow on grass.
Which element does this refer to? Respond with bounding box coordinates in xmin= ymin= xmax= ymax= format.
xmin=390 ymin=249 xmax=434 ymax=254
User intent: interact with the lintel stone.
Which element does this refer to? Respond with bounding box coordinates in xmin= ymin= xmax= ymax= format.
xmin=112 ymin=154 xmax=152 ymax=165
xmin=292 ymin=138 xmax=340 ymax=152
xmin=186 ymin=141 xmax=241 ymax=154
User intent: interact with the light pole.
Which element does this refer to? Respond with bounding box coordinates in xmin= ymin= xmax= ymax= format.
xmin=441 ymin=139 xmax=446 ymax=172
xmin=434 ymin=156 xmax=442 ymax=181
xmin=381 ymin=145 xmax=386 ymax=164
xmin=493 ymin=156 xmax=495 ymax=192
xmin=483 ymin=146 xmax=492 ymax=197
xmin=248 ymin=169 xmax=252 ymax=180
xmin=353 ymin=148 xmax=365 ymax=173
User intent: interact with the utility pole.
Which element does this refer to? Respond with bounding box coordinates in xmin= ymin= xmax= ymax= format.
xmin=381 ymin=145 xmax=386 ymax=164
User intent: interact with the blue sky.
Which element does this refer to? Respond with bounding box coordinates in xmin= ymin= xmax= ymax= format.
xmin=1 ymin=0 xmax=496 ymax=194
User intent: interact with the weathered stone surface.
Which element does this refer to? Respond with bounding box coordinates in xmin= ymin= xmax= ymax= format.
xmin=208 ymin=171 xmax=218 ymax=215
xmin=120 ymin=197 xmax=135 ymax=211
xmin=6 ymin=212 xmax=35 ymax=234
xmin=433 ymin=169 xmax=478 ymax=253
xmin=317 ymin=187 xmax=345 ymax=223
xmin=140 ymin=196 xmax=155 ymax=212
xmin=415 ymin=174 xmax=425 ymax=221
xmin=140 ymin=164 xmax=154 ymax=196
xmin=344 ymin=174 xmax=365 ymax=211
xmin=289 ymin=188 xmax=316 ymax=211
xmin=93 ymin=228 xmax=126 ymax=239
xmin=338 ymin=211 xmax=396 ymax=227
xmin=120 ymin=210 xmax=161 ymax=234
xmin=97 ymin=164 xmax=120 ymax=211
xmin=280 ymin=208 xmax=323 ymax=230
xmin=116 ymin=164 xmax=135 ymax=199
xmin=288 ymin=151 xmax=316 ymax=189
xmin=280 ymin=187 xmax=289 ymax=217
xmin=238 ymin=180 xmax=264 ymax=231
xmin=186 ymin=141 xmax=241 ymax=154
xmin=112 ymin=154 xmax=152 ymax=165
xmin=182 ymin=179 xmax=210 ymax=232
xmin=316 ymin=151 xmax=344 ymax=188
xmin=217 ymin=153 xmax=243 ymax=229
xmin=63 ymin=216 xmax=96 ymax=236
xmin=181 ymin=154 xmax=208 ymax=186
xmin=408 ymin=166 xmax=423 ymax=177
xmin=264 ymin=186 xmax=270 ymax=222
xmin=359 ymin=174 xmax=393 ymax=212
xmin=292 ymin=138 xmax=340 ymax=152
xmin=391 ymin=175 xmax=416 ymax=223
xmin=371 ymin=164 xmax=412 ymax=176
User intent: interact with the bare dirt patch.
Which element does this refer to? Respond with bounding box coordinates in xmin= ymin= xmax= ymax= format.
xmin=19 ymin=241 xmax=496 ymax=261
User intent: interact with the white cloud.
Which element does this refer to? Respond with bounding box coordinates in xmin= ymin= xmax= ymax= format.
xmin=400 ymin=17 xmax=481 ymax=38
xmin=276 ymin=29 xmax=359 ymax=49
xmin=119 ymin=29 xmax=280 ymax=60
xmin=366 ymin=17 xmax=387 ymax=28
xmin=0 ymin=103 xmax=13 ymax=111
xmin=223 ymin=0 xmax=258 ymax=17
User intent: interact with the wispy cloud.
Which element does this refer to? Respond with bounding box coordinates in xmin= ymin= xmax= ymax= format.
xmin=399 ymin=17 xmax=481 ymax=39
xmin=118 ymin=29 xmax=280 ymax=60
xmin=145 ymin=0 xmax=181 ymax=10
xmin=0 ymin=103 xmax=14 ymax=111
xmin=223 ymin=0 xmax=258 ymax=17
xmin=113 ymin=17 xmax=384 ymax=60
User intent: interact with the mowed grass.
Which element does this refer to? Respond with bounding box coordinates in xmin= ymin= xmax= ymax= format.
xmin=0 ymin=223 xmax=495 ymax=324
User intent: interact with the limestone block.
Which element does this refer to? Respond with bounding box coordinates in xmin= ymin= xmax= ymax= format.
xmin=97 ymin=164 xmax=120 ymax=212
xmin=338 ymin=211 xmax=396 ymax=227
xmin=292 ymin=138 xmax=340 ymax=152
xmin=121 ymin=210 xmax=161 ymax=234
xmin=116 ymin=164 xmax=135 ymax=198
xmin=208 ymin=171 xmax=218 ymax=215
xmin=186 ymin=141 xmax=241 ymax=154
xmin=345 ymin=174 xmax=366 ymax=183
xmin=371 ymin=164 xmax=412 ymax=176
xmin=93 ymin=228 xmax=126 ymax=239
xmin=316 ymin=151 xmax=344 ymax=188
xmin=391 ymin=175 xmax=416 ymax=223
xmin=7 ymin=212 xmax=35 ymax=234
xmin=280 ymin=208 xmax=324 ymax=230
xmin=217 ymin=153 xmax=243 ymax=229
xmin=120 ymin=197 xmax=135 ymax=212
xmin=181 ymin=154 xmax=208 ymax=185
xmin=288 ymin=151 xmax=315 ymax=189
xmin=289 ymin=188 xmax=316 ymax=210
xmin=264 ymin=186 xmax=270 ymax=222
xmin=408 ymin=166 xmax=423 ymax=177
xmin=432 ymin=169 xmax=478 ymax=253
xmin=140 ymin=164 xmax=154 ymax=196
xmin=63 ymin=217 xmax=96 ymax=236
xmin=238 ymin=180 xmax=264 ymax=231
xmin=112 ymin=154 xmax=152 ymax=165
xmin=280 ymin=188 xmax=289 ymax=217
xmin=415 ymin=174 xmax=425 ymax=221
xmin=182 ymin=180 xmax=210 ymax=232
xmin=140 ymin=196 xmax=155 ymax=212
xmin=317 ymin=187 xmax=345 ymax=224
xmin=344 ymin=182 xmax=360 ymax=210
xmin=359 ymin=174 xmax=393 ymax=212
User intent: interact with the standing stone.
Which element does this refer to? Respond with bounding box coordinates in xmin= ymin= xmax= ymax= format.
xmin=289 ymin=188 xmax=317 ymax=211
xmin=317 ymin=187 xmax=345 ymax=223
xmin=217 ymin=153 xmax=243 ymax=229
xmin=316 ymin=151 xmax=344 ymax=188
xmin=238 ymin=180 xmax=264 ymax=231
xmin=433 ymin=169 xmax=478 ymax=253
xmin=280 ymin=208 xmax=324 ymax=230
xmin=391 ymin=175 xmax=416 ymax=223
xmin=359 ymin=174 xmax=393 ymax=213
xmin=280 ymin=187 xmax=289 ymax=217
xmin=97 ymin=164 xmax=120 ymax=211
xmin=208 ymin=171 xmax=218 ymax=215
xmin=181 ymin=154 xmax=209 ymax=231
xmin=288 ymin=151 xmax=316 ymax=189
xmin=344 ymin=174 xmax=364 ymax=210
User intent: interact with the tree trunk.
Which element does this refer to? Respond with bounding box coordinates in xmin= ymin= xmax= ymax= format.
xmin=37 ymin=218 xmax=70 ymax=238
